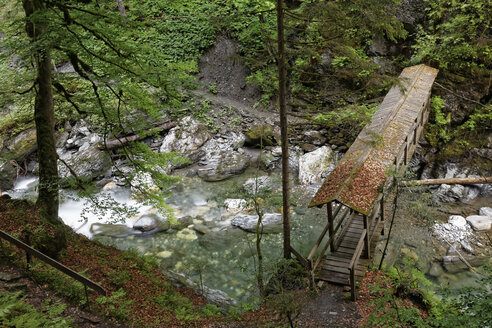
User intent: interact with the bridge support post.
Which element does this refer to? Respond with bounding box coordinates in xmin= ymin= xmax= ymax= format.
xmin=380 ymin=196 xmax=385 ymax=235
xmin=363 ymin=215 xmax=370 ymax=259
xmin=327 ymin=202 xmax=335 ymax=251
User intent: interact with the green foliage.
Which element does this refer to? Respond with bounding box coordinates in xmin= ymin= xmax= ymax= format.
xmin=152 ymin=289 xmax=209 ymax=322
xmin=365 ymin=261 xmax=492 ymax=328
xmin=425 ymin=96 xmax=451 ymax=146
xmin=96 ymin=289 xmax=133 ymax=322
xmin=30 ymin=264 xmax=86 ymax=304
xmin=430 ymin=266 xmax=492 ymax=328
xmin=413 ymin=0 xmax=491 ymax=72
xmin=460 ymin=104 xmax=492 ymax=133
xmin=314 ymin=103 xmax=379 ymax=138
xmin=108 ymin=269 xmax=132 ymax=288
xmin=0 ymin=291 xmax=72 ymax=328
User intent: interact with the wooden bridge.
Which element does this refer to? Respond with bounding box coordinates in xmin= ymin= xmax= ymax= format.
xmin=305 ymin=64 xmax=439 ymax=300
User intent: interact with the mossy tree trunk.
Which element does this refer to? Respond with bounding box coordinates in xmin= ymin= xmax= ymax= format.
xmin=23 ymin=0 xmax=66 ymax=254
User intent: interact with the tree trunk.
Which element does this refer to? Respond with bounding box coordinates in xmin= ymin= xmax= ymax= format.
xmin=23 ymin=0 xmax=66 ymax=253
xmin=402 ymin=177 xmax=492 ymax=186
xmin=276 ymin=0 xmax=291 ymax=259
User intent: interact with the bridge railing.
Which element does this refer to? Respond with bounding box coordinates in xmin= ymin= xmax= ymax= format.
xmin=307 ymin=202 xmax=356 ymax=273
xmin=0 ymin=229 xmax=106 ymax=301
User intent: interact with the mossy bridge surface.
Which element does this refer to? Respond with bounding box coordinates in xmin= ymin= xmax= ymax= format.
xmin=304 ymin=64 xmax=439 ymax=300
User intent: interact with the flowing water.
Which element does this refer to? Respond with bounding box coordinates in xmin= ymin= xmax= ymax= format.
xmin=6 ymin=169 xmax=326 ymax=302
xmin=6 ymin=171 xmax=489 ymax=302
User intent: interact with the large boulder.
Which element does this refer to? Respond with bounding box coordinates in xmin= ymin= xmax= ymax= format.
xmin=90 ymin=223 xmax=133 ymax=238
xmin=466 ymin=215 xmax=492 ymax=231
xmin=132 ymin=214 xmax=170 ymax=232
xmin=160 ymin=117 xmax=210 ymax=155
xmin=1 ymin=128 xmax=37 ymax=161
xmin=298 ymin=146 xmax=334 ymax=185
xmin=197 ymin=152 xmax=250 ymax=181
xmin=58 ymin=145 xmax=111 ymax=179
xmin=231 ymin=213 xmax=282 ymax=233
xmin=244 ymin=124 xmax=279 ymax=147
xmin=0 ymin=161 xmax=16 ymax=191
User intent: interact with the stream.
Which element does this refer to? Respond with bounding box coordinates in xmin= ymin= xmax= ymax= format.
xmin=6 ymin=170 xmax=489 ymax=303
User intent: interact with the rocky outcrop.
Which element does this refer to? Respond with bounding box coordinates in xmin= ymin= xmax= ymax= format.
xmin=197 ymin=152 xmax=249 ymax=181
xmin=244 ymin=124 xmax=279 ymax=147
xmin=196 ymin=134 xmax=250 ymax=181
xmin=58 ymin=145 xmax=110 ymax=180
xmin=0 ymin=128 xmax=37 ymax=162
xmin=431 ymin=164 xmax=491 ymax=202
xmin=298 ymin=146 xmax=334 ymax=185
xmin=0 ymin=161 xmax=16 ymax=190
xmin=231 ymin=213 xmax=282 ymax=233
xmin=160 ymin=117 xmax=210 ymax=155
xmin=55 ymin=120 xmax=111 ymax=180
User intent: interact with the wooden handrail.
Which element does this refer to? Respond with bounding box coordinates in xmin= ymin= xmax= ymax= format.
xmin=0 ymin=229 xmax=106 ymax=296
xmin=348 ymin=229 xmax=367 ymax=269
xmin=348 ymin=229 xmax=367 ymax=301
xmin=307 ymin=204 xmax=345 ymax=261
xmin=290 ymin=245 xmax=309 ymax=268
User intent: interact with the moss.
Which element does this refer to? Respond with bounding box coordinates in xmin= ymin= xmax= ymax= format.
xmin=0 ymin=128 xmax=37 ymax=161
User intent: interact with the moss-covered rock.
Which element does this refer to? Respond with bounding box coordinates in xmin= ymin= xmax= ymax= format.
xmin=0 ymin=128 xmax=37 ymax=162
xmin=245 ymin=124 xmax=279 ymax=147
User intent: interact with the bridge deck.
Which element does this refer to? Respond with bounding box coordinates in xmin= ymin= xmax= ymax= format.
xmin=307 ymin=65 xmax=439 ymax=299
xmin=318 ymin=214 xmax=384 ymax=285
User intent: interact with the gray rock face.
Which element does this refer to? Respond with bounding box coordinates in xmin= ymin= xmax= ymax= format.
xmin=479 ymin=207 xmax=492 ymax=217
xmin=395 ymin=0 xmax=427 ymax=27
xmin=58 ymin=145 xmax=110 ymax=179
xmin=133 ymin=214 xmax=170 ymax=232
xmin=0 ymin=161 xmax=16 ymax=190
xmin=231 ymin=213 xmax=282 ymax=233
xmin=298 ymin=146 xmax=334 ymax=185
xmin=466 ymin=215 xmax=492 ymax=231
xmin=432 ymin=164 xmax=491 ymax=201
xmin=197 ymin=152 xmax=249 ymax=181
xmin=160 ymin=117 xmax=210 ymax=154
xmin=303 ymin=130 xmax=326 ymax=146
xmin=194 ymin=136 xmax=250 ymax=181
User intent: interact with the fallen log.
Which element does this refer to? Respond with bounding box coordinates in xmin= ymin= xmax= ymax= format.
xmin=401 ymin=177 xmax=492 ymax=186
xmin=100 ymin=121 xmax=176 ymax=150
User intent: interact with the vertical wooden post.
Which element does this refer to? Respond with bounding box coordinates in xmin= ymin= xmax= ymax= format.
xmin=327 ymin=202 xmax=335 ymax=251
xmin=380 ymin=196 xmax=385 ymax=235
xmin=404 ymin=143 xmax=408 ymax=165
xmin=363 ymin=215 xmax=370 ymax=259
xmin=350 ymin=268 xmax=356 ymax=301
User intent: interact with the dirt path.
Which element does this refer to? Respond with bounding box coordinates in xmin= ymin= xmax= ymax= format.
xmin=295 ymin=284 xmax=360 ymax=328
